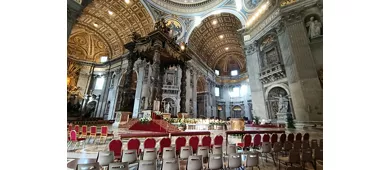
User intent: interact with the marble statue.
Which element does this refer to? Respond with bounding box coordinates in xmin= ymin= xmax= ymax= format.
xmin=306 ymin=17 xmax=322 ymax=39
xmin=275 ymin=94 xmax=289 ymax=113
xmin=164 ymin=102 xmax=171 ymax=113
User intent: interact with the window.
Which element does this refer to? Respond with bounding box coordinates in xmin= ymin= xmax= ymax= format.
xmin=215 ymin=70 xmax=220 ymax=76
xmin=231 ymin=70 xmax=238 ymax=76
xmin=95 ymin=77 xmax=105 ymax=90
xmin=240 ymin=85 xmax=248 ymax=96
xmin=230 ymin=87 xmax=240 ymax=97
xmin=100 ymin=56 xmax=108 ymax=63
xmin=215 ymin=87 xmax=220 ymax=96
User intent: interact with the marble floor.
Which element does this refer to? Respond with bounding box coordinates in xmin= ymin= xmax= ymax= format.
xmin=67 ymin=125 xmax=323 ymax=170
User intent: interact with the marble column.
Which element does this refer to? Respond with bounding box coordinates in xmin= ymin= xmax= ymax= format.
xmin=141 ymin=64 xmax=150 ymax=110
xmin=192 ymin=71 xmax=198 ymax=118
xmin=148 ymin=40 xmax=162 ymax=109
xmin=276 ymin=12 xmax=323 ymax=122
xmin=245 ymin=42 xmax=268 ymax=119
xmin=222 ymin=85 xmax=231 ymax=118
xmin=210 ymin=80 xmax=217 ymax=118
xmin=132 ymin=61 xmax=146 ymax=118
xmin=179 ymin=63 xmax=187 ymax=113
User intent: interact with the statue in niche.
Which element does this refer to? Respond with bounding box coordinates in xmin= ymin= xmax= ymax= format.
xmin=274 ymin=94 xmax=289 ymax=113
xmin=306 ymin=17 xmax=322 ymax=39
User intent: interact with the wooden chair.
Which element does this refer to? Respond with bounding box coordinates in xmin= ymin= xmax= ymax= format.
xmin=99 ymin=126 xmax=108 ymax=144
xmin=88 ymin=126 xmax=97 ymax=144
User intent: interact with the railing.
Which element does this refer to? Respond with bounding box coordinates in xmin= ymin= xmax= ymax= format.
xmin=259 ymin=64 xmax=286 ymax=84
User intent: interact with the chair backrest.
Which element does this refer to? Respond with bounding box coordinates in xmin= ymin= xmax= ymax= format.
xmin=262 ymin=142 xmax=272 ymax=153
xmin=227 ymin=144 xmax=237 ymax=155
xmin=301 ymin=148 xmax=313 ymax=161
xmin=138 ymin=160 xmax=156 ymax=170
xmin=263 ymin=134 xmax=270 ymax=142
xmin=101 ymin=126 xmax=108 ymax=136
xmin=159 ymin=138 xmax=172 ymax=153
xmin=303 ymin=133 xmax=310 ymax=141
xmin=108 ymin=162 xmax=129 ymax=170
xmin=295 ymin=133 xmax=302 ymax=141
xmin=74 ymin=125 xmax=80 ymax=133
xmin=212 ymin=145 xmax=222 ymax=155
xmin=246 ymin=152 xmax=258 ymax=167
xmin=187 ymin=155 xmax=202 ymax=170
xmin=280 ymin=133 xmax=287 ymax=143
xmin=121 ymin=149 xmax=137 ymax=164
xmin=162 ymin=158 xmax=179 ymax=170
xmin=314 ymin=148 xmax=323 ymax=160
xmin=70 ymin=130 xmax=77 ymax=141
xmin=81 ymin=125 xmax=88 ymax=135
xmin=76 ymin=162 xmax=100 ymax=170
xmin=273 ymin=142 xmax=283 ymax=152
xmin=90 ymin=126 xmax=97 ymax=135
xmin=228 ymin=153 xmax=242 ymax=168
xmin=175 ymin=137 xmax=186 ymax=153
xmin=253 ymin=134 xmax=261 ymax=147
xmin=214 ymin=135 xmax=223 ymax=145
xmin=287 ymin=133 xmax=294 ymax=142
xmin=243 ymin=134 xmax=252 ymax=148
xmin=144 ymin=138 xmax=156 ymax=149
xmin=284 ymin=141 xmax=293 ymax=151
xmin=180 ymin=146 xmax=193 ymax=159
xmin=302 ymin=141 xmax=310 ymax=149
xmin=293 ymin=141 xmax=302 ymax=151
xmin=109 ymin=140 xmax=123 ymax=157
xmin=288 ymin=150 xmax=301 ymax=163
xmin=68 ymin=124 xmax=73 ymax=131
xmin=311 ymin=139 xmax=318 ymax=149
xmin=202 ymin=136 xmax=212 ymax=147
xmin=189 ymin=136 xmax=200 ymax=153
xmin=127 ymin=139 xmax=141 ymax=154
xmin=97 ymin=151 xmax=114 ymax=166
xmin=197 ymin=146 xmax=209 ymax=158
xmin=271 ymin=134 xmax=278 ymax=144
xmin=208 ymin=154 xmax=223 ymax=170
xmin=162 ymin=147 xmax=176 ymax=160
xmin=143 ymin=148 xmax=157 ymax=161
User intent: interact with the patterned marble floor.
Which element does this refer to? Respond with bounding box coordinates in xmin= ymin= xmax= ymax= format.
xmin=67 ymin=125 xmax=323 ymax=170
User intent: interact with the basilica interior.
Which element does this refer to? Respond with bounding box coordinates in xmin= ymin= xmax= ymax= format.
xmin=67 ymin=0 xmax=323 ymax=169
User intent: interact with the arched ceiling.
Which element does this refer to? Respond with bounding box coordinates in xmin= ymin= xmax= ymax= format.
xmin=145 ymin=0 xmax=226 ymax=15
xmin=67 ymin=0 xmax=154 ymax=63
xmin=188 ymin=13 xmax=245 ymax=76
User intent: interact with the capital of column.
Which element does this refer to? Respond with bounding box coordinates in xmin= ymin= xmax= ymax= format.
xmin=244 ymin=40 xmax=259 ymax=56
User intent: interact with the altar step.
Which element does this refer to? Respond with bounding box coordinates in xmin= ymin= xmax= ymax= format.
xmin=124 ymin=119 xmax=180 ymax=133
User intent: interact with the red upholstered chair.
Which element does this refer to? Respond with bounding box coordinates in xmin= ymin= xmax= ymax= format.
xmin=287 ymin=133 xmax=294 ymax=142
xmin=68 ymin=130 xmax=85 ymax=150
xmin=280 ymin=133 xmax=287 ymax=144
xmin=159 ymin=138 xmax=171 ymax=153
xmin=271 ymin=134 xmax=278 ymax=146
xmin=109 ymin=139 xmax=123 ymax=159
xmin=303 ymin=133 xmax=310 ymax=141
xmin=80 ymin=125 xmax=88 ymax=138
xmin=237 ymin=134 xmax=252 ymax=150
xmin=144 ymin=138 xmax=156 ymax=149
xmin=99 ymin=126 xmax=109 ymax=144
xmin=189 ymin=136 xmax=200 ymax=153
xmin=68 ymin=124 xmax=73 ymax=132
xmin=252 ymin=134 xmax=261 ymax=149
xmin=175 ymin=137 xmax=186 ymax=154
xmin=214 ymin=135 xmax=223 ymax=146
xmin=74 ymin=125 xmax=80 ymax=134
xmin=88 ymin=126 xmax=97 ymax=144
xmin=295 ymin=133 xmax=302 ymax=141
xmin=127 ymin=139 xmax=141 ymax=154
xmin=201 ymin=136 xmax=211 ymax=147
xmin=263 ymin=134 xmax=270 ymax=143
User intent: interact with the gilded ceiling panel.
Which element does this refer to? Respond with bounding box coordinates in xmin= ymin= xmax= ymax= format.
xmin=68 ymin=0 xmax=154 ymax=63
xmin=188 ymin=13 xmax=245 ymax=76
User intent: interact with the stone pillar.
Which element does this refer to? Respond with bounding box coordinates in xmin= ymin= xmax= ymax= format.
xmin=148 ymin=40 xmax=162 ymax=109
xmin=245 ymin=42 xmax=268 ymax=119
xmin=179 ymin=63 xmax=187 ymax=113
xmin=192 ymin=71 xmax=198 ymax=118
xmin=141 ymin=64 xmax=150 ymax=110
xmin=210 ymin=80 xmax=217 ymax=117
xmin=222 ymin=85 xmax=231 ymax=118
xmin=276 ymin=12 xmax=323 ymax=122
xmin=132 ymin=61 xmax=146 ymax=118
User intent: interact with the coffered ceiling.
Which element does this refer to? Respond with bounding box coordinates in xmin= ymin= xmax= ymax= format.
xmin=188 ymin=13 xmax=246 ymax=76
xmin=67 ymin=0 xmax=154 ymax=62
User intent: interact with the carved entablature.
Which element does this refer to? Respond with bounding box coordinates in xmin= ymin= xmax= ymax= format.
xmin=258 ymin=31 xmax=283 ymax=70
xmin=259 ymin=64 xmax=286 ymax=84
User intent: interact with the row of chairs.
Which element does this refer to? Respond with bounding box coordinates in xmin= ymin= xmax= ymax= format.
xmin=237 ymin=132 xmax=312 ymax=150
xmin=67 ymin=126 xmax=109 ymax=150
